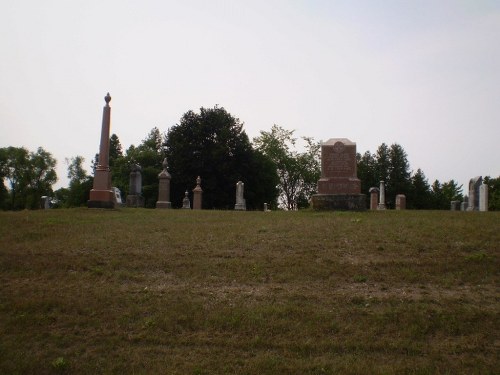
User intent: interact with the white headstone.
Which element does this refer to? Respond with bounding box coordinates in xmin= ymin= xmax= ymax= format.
xmin=377 ymin=181 xmax=386 ymax=210
xmin=479 ymin=182 xmax=488 ymax=211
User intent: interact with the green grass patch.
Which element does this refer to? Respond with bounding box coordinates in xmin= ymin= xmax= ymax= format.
xmin=0 ymin=209 xmax=498 ymax=374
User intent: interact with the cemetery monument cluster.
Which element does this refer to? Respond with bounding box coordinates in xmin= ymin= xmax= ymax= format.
xmin=451 ymin=176 xmax=488 ymax=211
xmin=88 ymin=95 xmax=487 ymax=212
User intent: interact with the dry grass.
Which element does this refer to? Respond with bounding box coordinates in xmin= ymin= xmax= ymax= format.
xmin=0 ymin=208 xmax=498 ymax=374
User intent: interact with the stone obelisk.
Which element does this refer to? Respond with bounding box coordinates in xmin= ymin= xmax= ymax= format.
xmin=88 ymin=93 xmax=116 ymax=208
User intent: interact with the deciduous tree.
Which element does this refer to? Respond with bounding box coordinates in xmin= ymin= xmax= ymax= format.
xmin=253 ymin=125 xmax=320 ymax=210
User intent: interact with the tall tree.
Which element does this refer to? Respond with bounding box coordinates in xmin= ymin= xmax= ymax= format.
xmin=0 ymin=146 xmax=57 ymax=210
xmin=253 ymin=125 xmax=320 ymax=210
xmin=165 ymin=106 xmax=278 ymax=209
xmin=124 ymin=127 xmax=165 ymax=208
xmin=357 ymin=151 xmax=378 ymax=206
xmin=387 ymin=143 xmax=412 ymax=207
xmin=409 ymin=168 xmax=432 ymax=209
xmin=65 ymin=156 xmax=93 ymax=207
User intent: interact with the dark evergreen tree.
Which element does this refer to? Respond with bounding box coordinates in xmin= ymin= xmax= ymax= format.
xmin=386 ymin=143 xmax=412 ymax=207
xmin=409 ymin=168 xmax=432 ymax=209
xmin=165 ymin=106 xmax=278 ymax=209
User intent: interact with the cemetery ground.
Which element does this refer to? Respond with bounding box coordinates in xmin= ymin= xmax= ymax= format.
xmin=0 ymin=209 xmax=498 ymax=375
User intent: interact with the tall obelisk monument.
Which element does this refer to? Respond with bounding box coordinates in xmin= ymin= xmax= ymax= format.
xmin=88 ymin=93 xmax=116 ymax=208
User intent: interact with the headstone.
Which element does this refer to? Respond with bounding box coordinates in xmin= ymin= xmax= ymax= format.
xmin=395 ymin=194 xmax=406 ymax=210
xmin=311 ymin=138 xmax=366 ymax=210
xmin=369 ymin=187 xmax=379 ymax=210
xmin=127 ymin=164 xmax=145 ymax=207
xmin=192 ymin=176 xmax=203 ymax=210
xmin=377 ymin=181 xmax=386 ymax=210
xmin=479 ymin=182 xmax=488 ymax=211
xmin=112 ymin=187 xmax=123 ymax=206
xmin=182 ymin=190 xmax=191 ymax=209
xmin=263 ymin=203 xmax=268 ymax=212
xmin=467 ymin=176 xmax=482 ymax=211
xmin=88 ymin=93 xmax=116 ymax=208
xmin=40 ymin=196 xmax=50 ymax=209
xmin=461 ymin=196 xmax=469 ymax=211
xmin=450 ymin=201 xmax=461 ymax=211
xmin=156 ymin=158 xmax=172 ymax=209
xmin=234 ymin=181 xmax=246 ymax=210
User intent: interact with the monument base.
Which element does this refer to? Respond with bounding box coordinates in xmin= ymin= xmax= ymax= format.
xmin=311 ymin=194 xmax=366 ymax=211
xmin=87 ymin=200 xmax=116 ymax=209
xmin=126 ymin=195 xmax=145 ymax=208
xmin=234 ymin=203 xmax=246 ymax=211
xmin=156 ymin=201 xmax=172 ymax=209
xmin=88 ymin=189 xmax=116 ymax=209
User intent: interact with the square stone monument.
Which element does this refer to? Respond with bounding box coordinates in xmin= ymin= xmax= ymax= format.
xmin=126 ymin=164 xmax=145 ymax=207
xmin=311 ymin=138 xmax=366 ymax=210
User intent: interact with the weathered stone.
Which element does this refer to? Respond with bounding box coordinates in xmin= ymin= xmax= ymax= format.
xmin=88 ymin=93 xmax=116 ymax=208
xmin=127 ymin=164 xmax=145 ymax=208
xmin=369 ymin=187 xmax=379 ymax=210
xmin=395 ymin=194 xmax=406 ymax=210
xmin=467 ymin=176 xmax=482 ymax=211
xmin=234 ymin=181 xmax=246 ymax=210
xmin=377 ymin=181 xmax=386 ymax=210
xmin=479 ymin=182 xmax=488 ymax=211
xmin=461 ymin=196 xmax=469 ymax=211
xmin=312 ymin=138 xmax=366 ymax=211
xmin=182 ymin=190 xmax=191 ymax=209
xmin=192 ymin=176 xmax=203 ymax=210
xmin=156 ymin=158 xmax=172 ymax=209
xmin=450 ymin=201 xmax=461 ymax=211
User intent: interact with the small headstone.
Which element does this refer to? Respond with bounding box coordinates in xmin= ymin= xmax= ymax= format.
xmin=234 ymin=181 xmax=246 ymax=210
xmin=182 ymin=190 xmax=191 ymax=209
xmin=395 ymin=194 xmax=406 ymax=210
xmin=479 ymin=182 xmax=488 ymax=211
xmin=263 ymin=203 xmax=268 ymax=212
xmin=377 ymin=181 xmax=386 ymax=210
xmin=450 ymin=201 xmax=461 ymax=211
xmin=369 ymin=187 xmax=379 ymax=210
xmin=461 ymin=196 xmax=469 ymax=211
xmin=192 ymin=176 xmax=203 ymax=210
xmin=156 ymin=158 xmax=172 ymax=209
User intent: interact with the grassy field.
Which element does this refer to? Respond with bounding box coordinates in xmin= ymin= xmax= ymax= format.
xmin=0 ymin=208 xmax=498 ymax=374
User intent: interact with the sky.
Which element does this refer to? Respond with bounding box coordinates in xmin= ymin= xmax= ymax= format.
xmin=1 ymin=0 xmax=499 ymax=191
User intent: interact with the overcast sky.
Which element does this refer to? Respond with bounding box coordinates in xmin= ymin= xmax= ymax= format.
xmin=1 ymin=0 xmax=499 ymax=191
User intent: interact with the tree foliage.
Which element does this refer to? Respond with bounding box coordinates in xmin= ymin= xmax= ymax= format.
xmin=253 ymin=125 xmax=320 ymax=210
xmin=61 ymin=156 xmax=93 ymax=207
xmin=483 ymin=176 xmax=500 ymax=211
xmin=0 ymin=146 xmax=57 ymax=210
xmin=165 ymin=106 xmax=278 ymax=209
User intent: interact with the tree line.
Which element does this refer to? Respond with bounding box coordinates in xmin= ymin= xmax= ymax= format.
xmin=1 ymin=106 xmax=499 ymax=210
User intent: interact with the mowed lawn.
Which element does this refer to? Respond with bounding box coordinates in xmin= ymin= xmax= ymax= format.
xmin=0 ymin=208 xmax=498 ymax=374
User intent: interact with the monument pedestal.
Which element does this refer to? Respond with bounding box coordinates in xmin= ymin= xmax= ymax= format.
xmin=156 ymin=201 xmax=172 ymax=209
xmin=312 ymin=194 xmax=366 ymax=211
xmin=126 ymin=195 xmax=145 ymax=208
